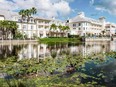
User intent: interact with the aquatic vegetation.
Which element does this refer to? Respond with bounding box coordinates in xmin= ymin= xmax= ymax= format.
xmin=0 ymin=51 xmax=116 ymax=87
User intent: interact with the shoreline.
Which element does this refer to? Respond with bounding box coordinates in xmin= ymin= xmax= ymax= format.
xmin=0 ymin=40 xmax=38 ymax=45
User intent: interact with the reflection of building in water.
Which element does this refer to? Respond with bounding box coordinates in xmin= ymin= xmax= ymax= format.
xmin=17 ymin=42 xmax=113 ymax=60
xmin=70 ymin=42 xmax=111 ymax=57
xmin=110 ymin=41 xmax=116 ymax=51
xmin=1 ymin=41 xmax=116 ymax=60
xmin=18 ymin=44 xmax=51 ymax=60
xmin=83 ymin=42 xmax=111 ymax=56
xmin=18 ymin=43 xmax=69 ymax=60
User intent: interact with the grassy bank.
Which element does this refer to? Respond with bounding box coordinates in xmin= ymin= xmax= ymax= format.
xmin=38 ymin=37 xmax=83 ymax=43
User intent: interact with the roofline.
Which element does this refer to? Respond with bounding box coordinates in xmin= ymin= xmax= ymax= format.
xmin=35 ymin=17 xmax=63 ymax=22
xmin=0 ymin=15 xmax=5 ymax=19
xmin=35 ymin=18 xmax=52 ymax=21
xmin=0 ymin=15 xmax=5 ymax=17
xmin=69 ymin=21 xmax=102 ymax=25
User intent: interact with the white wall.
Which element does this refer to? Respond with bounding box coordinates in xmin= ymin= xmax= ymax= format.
xmin=0 ymin=16 xmax=5 ymax=20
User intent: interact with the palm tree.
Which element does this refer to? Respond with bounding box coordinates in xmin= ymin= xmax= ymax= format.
xmin=1 ymin=21 xmax=9 ymax=39
xmin=9 ymin=21 xmax=18 ymax=39
xmin=19 ymin=10 xmax=26 ymax=39
xmin=65 ymin=26 xmax=70 ymax=37
xmin=19 ymin=7 xmax=37 ymax=39
xmin=101 ymin=30 xmax=105 ymax=37
xmin=50 ymin=24 xmax=57 ymax=37
xmin=58 ymin=25 xmax=63 ymax=37
xmin=25 ymin=9 xmax=31 ymax=22
xmin=31 ymin=7 xmax=37 ymax=16
xmin=0 ymin=21 xmax=18 ymax=39
xmin=0 ymin=21 xmax=4 ymax=40
xmin=19 ymin=10 xmax=26 ymax=22
xmin=62 ymin=26 xmax=70 ymax=37
xmin=30 ymin=7 xmax=37 ymax=38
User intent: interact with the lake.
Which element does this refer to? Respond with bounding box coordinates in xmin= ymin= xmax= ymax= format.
xmin=0 ymin=41 xmax=115 ymax=60
xmin=0 ymin=41 xmax=116 ymax=86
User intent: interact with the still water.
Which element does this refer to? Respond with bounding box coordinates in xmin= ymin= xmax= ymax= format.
xmin=0 ymin=41 xmax=115 ymax=60
xmin=0 ymin=41 xmax=116 ymax=86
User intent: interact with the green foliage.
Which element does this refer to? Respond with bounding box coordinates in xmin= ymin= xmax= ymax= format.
xmin=0 ymin=20 xmax=18 ymax=39
xmin=0 ymin=51 xmax=116 ymax=87
xmin=105 ymin=51 xmax=116 ymax=59
xmin=14 ymin=31 xmax=24 ymax=39
xmin=39 ymin=37 xmax=82 ymax=43
xmin=50 ymin=24 xmax=57 ymax=30
xmin=19 ymin=7 xmax=37 ymax=22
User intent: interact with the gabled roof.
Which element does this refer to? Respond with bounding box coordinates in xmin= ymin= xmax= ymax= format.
xmin=69 ymin=12 xmax=102 ymax=25
xmin=0 ymin=15 xmax=5 ymax=17
xmin=35 ymin=17 xmax=63 ymax=22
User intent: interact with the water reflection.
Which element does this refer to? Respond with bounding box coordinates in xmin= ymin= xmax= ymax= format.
xmin=0 ymin=41 xmax=116 ymax=60
xmin=78 ymin=57 xmax=116 ymax=86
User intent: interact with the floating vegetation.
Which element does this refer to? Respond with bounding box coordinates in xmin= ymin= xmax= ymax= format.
xmin=0 ymin=51 xmax=116 ymax=87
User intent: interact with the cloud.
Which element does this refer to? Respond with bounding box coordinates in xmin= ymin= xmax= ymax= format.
xmin=91 ymin=0 xmax=116 ymax=15
xmin=0 ymin=0 xmax=74 ymax=18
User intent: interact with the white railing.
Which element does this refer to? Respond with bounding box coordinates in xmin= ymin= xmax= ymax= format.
xmin=85 ymin=37 xmax=111 ymax=41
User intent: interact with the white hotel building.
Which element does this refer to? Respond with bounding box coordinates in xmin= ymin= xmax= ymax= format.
xmin=0 ymin=15 xmax=5 ymax=39
xmin=67 ymin=12 xmax=106 ymax=36
xmin=11 ymin=15 xmax=65 ymax=38
xmin=0 ymin=12 xmax=116 ymax=38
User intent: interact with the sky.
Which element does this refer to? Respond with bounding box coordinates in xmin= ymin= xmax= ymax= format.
xmin=0 ymin=0 xmax=116 ymax=23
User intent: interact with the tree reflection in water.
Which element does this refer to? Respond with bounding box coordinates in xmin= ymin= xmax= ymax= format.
xmin=0 ymin=42 xmax=116 ymax=86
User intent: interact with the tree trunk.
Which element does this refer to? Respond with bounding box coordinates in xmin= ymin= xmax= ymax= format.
xmin=12 ymin=29 xmax=16 ymax=39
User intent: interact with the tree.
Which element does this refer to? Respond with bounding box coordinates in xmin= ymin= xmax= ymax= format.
xmin=19 ymin=9 xmax=26 ymax=39
xmin=101 ymin=30 xmax=105 ymax=37
xmin=0 ymin=20 xmax=18 ymax=39
xmin=18 ymin=7 xmax=37 ymax=39
xmin=25 ymin=9 xmax=31 ymax=22
xmin=30 ymin=7 xmax=37 ymax=38
xmin=0 ymin=20 xmax=10 ymax=39
xmin=50 ymin=24 xmax=57 ymax=37
xmin=9 ymin=21 xmax=18 ymax=39
xmin=19 ymin=10 xmax=26 ymax=22
xmin=31 ymin=7 xmax=37 ymax=16
xmin=19 ymin=7 xmax=37 ymax=22
xmin=58 ymin=25 xmax=62 ymax=31
xmin=58 ymin=25 xmax=63 ymax=37
xmin=61 ymin=26 xmax=70 ymax=37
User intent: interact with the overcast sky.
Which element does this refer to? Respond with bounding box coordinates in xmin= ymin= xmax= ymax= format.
xmin=0 ymin=0 xmax=116 ymax=23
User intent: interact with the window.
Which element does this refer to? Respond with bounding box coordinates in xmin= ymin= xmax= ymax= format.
xmin=73 ymin=24 xmax=76 ymax=27
xmin=40 ymin=34 xmax=43 ymax=37
xmin=38 ymin=25 xmax=43 ymax=28
xmin=78 ymin=23 xmax=81 ymax=26
xmin=67 ymin=20 xmax=69 ymax=23
xmin=23 ymin=25 xmax=26 ymax=29
xmin=31 ymin=25 xmax=33 ymax=29
xmin=86 ymin=23 xmax=88 ymax=26
xmin=31 ymin=19 xmax=33 ymax=22
xmin=18 ymin=19 xmax=21 ymax=22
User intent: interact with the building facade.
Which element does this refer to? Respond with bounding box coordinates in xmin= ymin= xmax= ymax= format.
xmin=35 ymin=17 xmax=65 ymax=38
xmin=106 ymin=23 xmax=116 ymax=36
xmin=67 ymin=12 xmax=106 ymax=37
xmin=11 ymin=15 xmax=66 ymax=38
xmin=0 ymin=15 xmax=5 ymax=39
xmin=0 ymin=15 xmax=5 ymax=20
xmin=0 ymin=12 xmax=116 ymax=39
